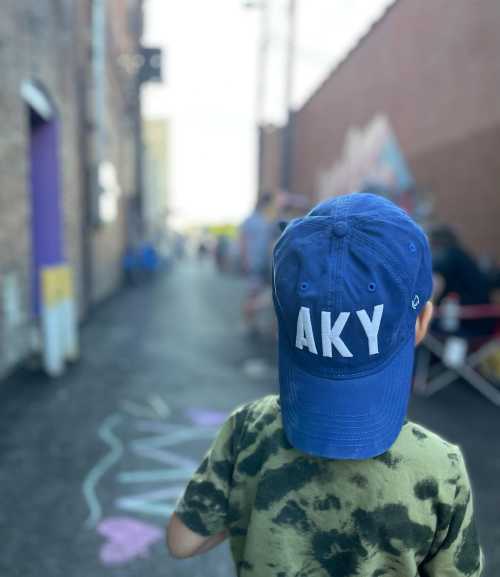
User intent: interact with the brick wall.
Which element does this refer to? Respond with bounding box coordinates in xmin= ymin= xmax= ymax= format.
xmin=88 ymin=0 xmax=141 ymax=304
xmin=0 ymin=0 xmax=142 ymax=378
xmin=291 ymin=0 xmax=500 ymax=261
xmin=0 ymin=0 xmax=84 ymax=376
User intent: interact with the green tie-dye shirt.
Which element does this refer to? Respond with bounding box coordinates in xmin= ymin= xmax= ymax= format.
xmin=175 ymin=395 xmax=483 ymax=577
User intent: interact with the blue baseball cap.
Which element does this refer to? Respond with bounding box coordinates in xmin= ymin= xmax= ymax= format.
xmin=272 ymin=192 xmax=433 ymax=460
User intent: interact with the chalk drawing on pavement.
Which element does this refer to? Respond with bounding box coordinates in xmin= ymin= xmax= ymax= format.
xmin=148 ymin=394 xmax=171 ymax=418
xmin=83 ymin=397 xmax=228 ymax=567
xmin=83 ymin=413 xmax=124 ymax=528
xmin=120 ymin=400 xmax=158 ymax=420
xmin=98 ymin=516 xmax=163 ymax=566
xmin=116 ymin=486 xmax=185 ymax=518
xmin=185 ymin=407 xmax=227 ymax=427
xmin=120 ymin=395 xmax=173 ymax=420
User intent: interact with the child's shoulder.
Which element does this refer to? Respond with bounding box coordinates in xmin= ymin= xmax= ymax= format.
xmin=231 ymin=395 xmax=281 ymax=429
xmin=399 ymin=419 xmax=465 ymax=472
xmin=404 ymin=420 xmax=459 ymax=450
xmin=228 ymin=395 xmax=286 ymax=455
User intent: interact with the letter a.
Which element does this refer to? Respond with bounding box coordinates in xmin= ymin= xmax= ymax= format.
xmin=356 ymin=304 xmax=384 ymax=355
xmin=296 ymin=307 xmax=317 ymax=354
xmin=321 ymin=311 xmax=353 ymax=358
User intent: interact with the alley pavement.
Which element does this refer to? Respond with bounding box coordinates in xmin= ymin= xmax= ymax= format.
xmin=0 ymin=260 xmax=498 ymax=577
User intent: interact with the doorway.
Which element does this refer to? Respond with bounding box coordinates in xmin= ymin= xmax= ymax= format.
xmin=28 ymin=106 xmax=65 ymax=319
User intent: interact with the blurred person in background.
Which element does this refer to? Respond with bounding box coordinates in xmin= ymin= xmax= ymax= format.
xmin=197 ymin=230 xmax=212 ymax=261
xmin=276 ymin=190 xmax=311 ymax=225
xmin=239 ymin=192 xmax=275 ymax=334
xmin=429 ymin=225 xmax=495 ymax=337
xmin=174 ymin=233 xmax=186 ymax=260
xmin=215 ymin=234 xmax=230 ymax=273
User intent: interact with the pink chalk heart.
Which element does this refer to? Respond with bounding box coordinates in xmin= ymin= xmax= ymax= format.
xmin=97 ymin=516 xmax=163 ymax=566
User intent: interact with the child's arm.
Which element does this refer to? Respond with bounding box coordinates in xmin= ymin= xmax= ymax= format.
xmin=167 ymin=513 xmax=228 ymax=559
xmin=167 ymin=406 xmax=245 ymax=560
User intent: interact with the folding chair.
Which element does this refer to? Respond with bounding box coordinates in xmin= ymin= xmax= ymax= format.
xmin=413 ymin=304 xmax=500 ymax=406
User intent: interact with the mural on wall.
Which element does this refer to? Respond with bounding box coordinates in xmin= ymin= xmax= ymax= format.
xmin=317 ymin=114 xmax=416 ymax=212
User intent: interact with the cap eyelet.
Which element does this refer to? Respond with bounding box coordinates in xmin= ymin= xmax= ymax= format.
xmin=300 ymin=282 xmax=309 ymax=292
xmin=368 ymin=282 xmax=376 ymax=292
xmin=409 ymin=242 xmax=417 ymax=253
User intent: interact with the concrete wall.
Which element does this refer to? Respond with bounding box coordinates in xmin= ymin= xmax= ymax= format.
xmin=291 ymin=0 xmax=500 ymax=261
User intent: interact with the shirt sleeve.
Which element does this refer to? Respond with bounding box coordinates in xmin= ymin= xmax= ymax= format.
xmin=174 ymin=412 xmax=239 ymax=537
xmin=420 ymin=449 xmax=484 ymax=577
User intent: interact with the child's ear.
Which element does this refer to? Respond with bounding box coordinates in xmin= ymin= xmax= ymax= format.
xmin=415 ymin=301 xmax=433 ymax=346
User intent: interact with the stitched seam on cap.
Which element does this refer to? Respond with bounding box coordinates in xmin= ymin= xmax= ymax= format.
xmin=349 ymin=228 xmax=411 ymax=299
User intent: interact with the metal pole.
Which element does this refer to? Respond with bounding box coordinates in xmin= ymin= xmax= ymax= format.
xmin=72 ymin=2 xmax=93 ymax=311
xmin=256 ymin=0 xmax=269 ymax=124
xmin=281 ymin=0 xmax=297 ymax=192
xmin=256 ymin=0 xmax=270 ymax=195
xmin=284 ymin=0 xmax=296 ymax=122
xmin=91 ymin=0 xmax=106 ymax=224
xmin=133 ymin=5 xmax=145 ymax=237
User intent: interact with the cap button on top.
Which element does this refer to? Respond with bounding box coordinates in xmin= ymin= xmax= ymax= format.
xmin=332 ymin=221 xmax=348 ymax=238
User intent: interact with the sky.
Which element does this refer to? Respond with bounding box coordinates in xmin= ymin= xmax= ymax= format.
xmin=142 ymin=0 xmax=395 ymax=227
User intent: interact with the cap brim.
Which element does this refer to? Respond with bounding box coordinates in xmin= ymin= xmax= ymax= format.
xmin=279 ymin=335 xmax=415 ymax=460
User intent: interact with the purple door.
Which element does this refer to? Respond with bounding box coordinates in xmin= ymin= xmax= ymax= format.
xmin=29 ymin=110 xmax=65 ymax=317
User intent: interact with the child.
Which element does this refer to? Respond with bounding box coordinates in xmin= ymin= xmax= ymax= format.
xmin=167 ymin=193 xmax=484 ymax=577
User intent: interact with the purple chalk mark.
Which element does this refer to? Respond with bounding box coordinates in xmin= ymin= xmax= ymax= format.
xmin=98 ymin=516 xmax=163 ymax=566
xmin=185 ymin=408 xmax=227 ymax=427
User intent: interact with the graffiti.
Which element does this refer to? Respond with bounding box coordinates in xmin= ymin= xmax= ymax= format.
xmin=318 ymin=114 xmax=415 ymax=210
xmin=82 ymin=398 xmax=227 ymax=567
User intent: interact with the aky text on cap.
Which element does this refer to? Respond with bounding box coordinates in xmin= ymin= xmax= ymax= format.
xmin=295 ymin=304 xmax=384 ymax=358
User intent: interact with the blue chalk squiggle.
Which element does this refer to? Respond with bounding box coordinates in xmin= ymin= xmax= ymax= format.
xmin=82 ymin=413 xmax=124 ymax=527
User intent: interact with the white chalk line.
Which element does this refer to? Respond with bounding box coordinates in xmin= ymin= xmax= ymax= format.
xmin=116 ymin=486 xmax=185 ymax=518
xmin=117 ymin=468 xmax=195 ymax=484
xmin=120 ymin=400 xmax=158 ymax=420
xmin=148 ymin=394 xmax=171 ymax=418
xmin=82 ymin=413 xmax=124 ymax=528
xmin=131 ymin=428 xmax=217 ymax=450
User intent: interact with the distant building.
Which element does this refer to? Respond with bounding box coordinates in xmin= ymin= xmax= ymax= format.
xmin=0 ymin=1 xmax=144 ymax=378
xmin=261 ymin=0 xmax=500 ymax=262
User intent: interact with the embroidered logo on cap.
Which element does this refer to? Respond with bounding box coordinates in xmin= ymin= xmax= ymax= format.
xmin=295 ymin=304 xmax=384 ymax=358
